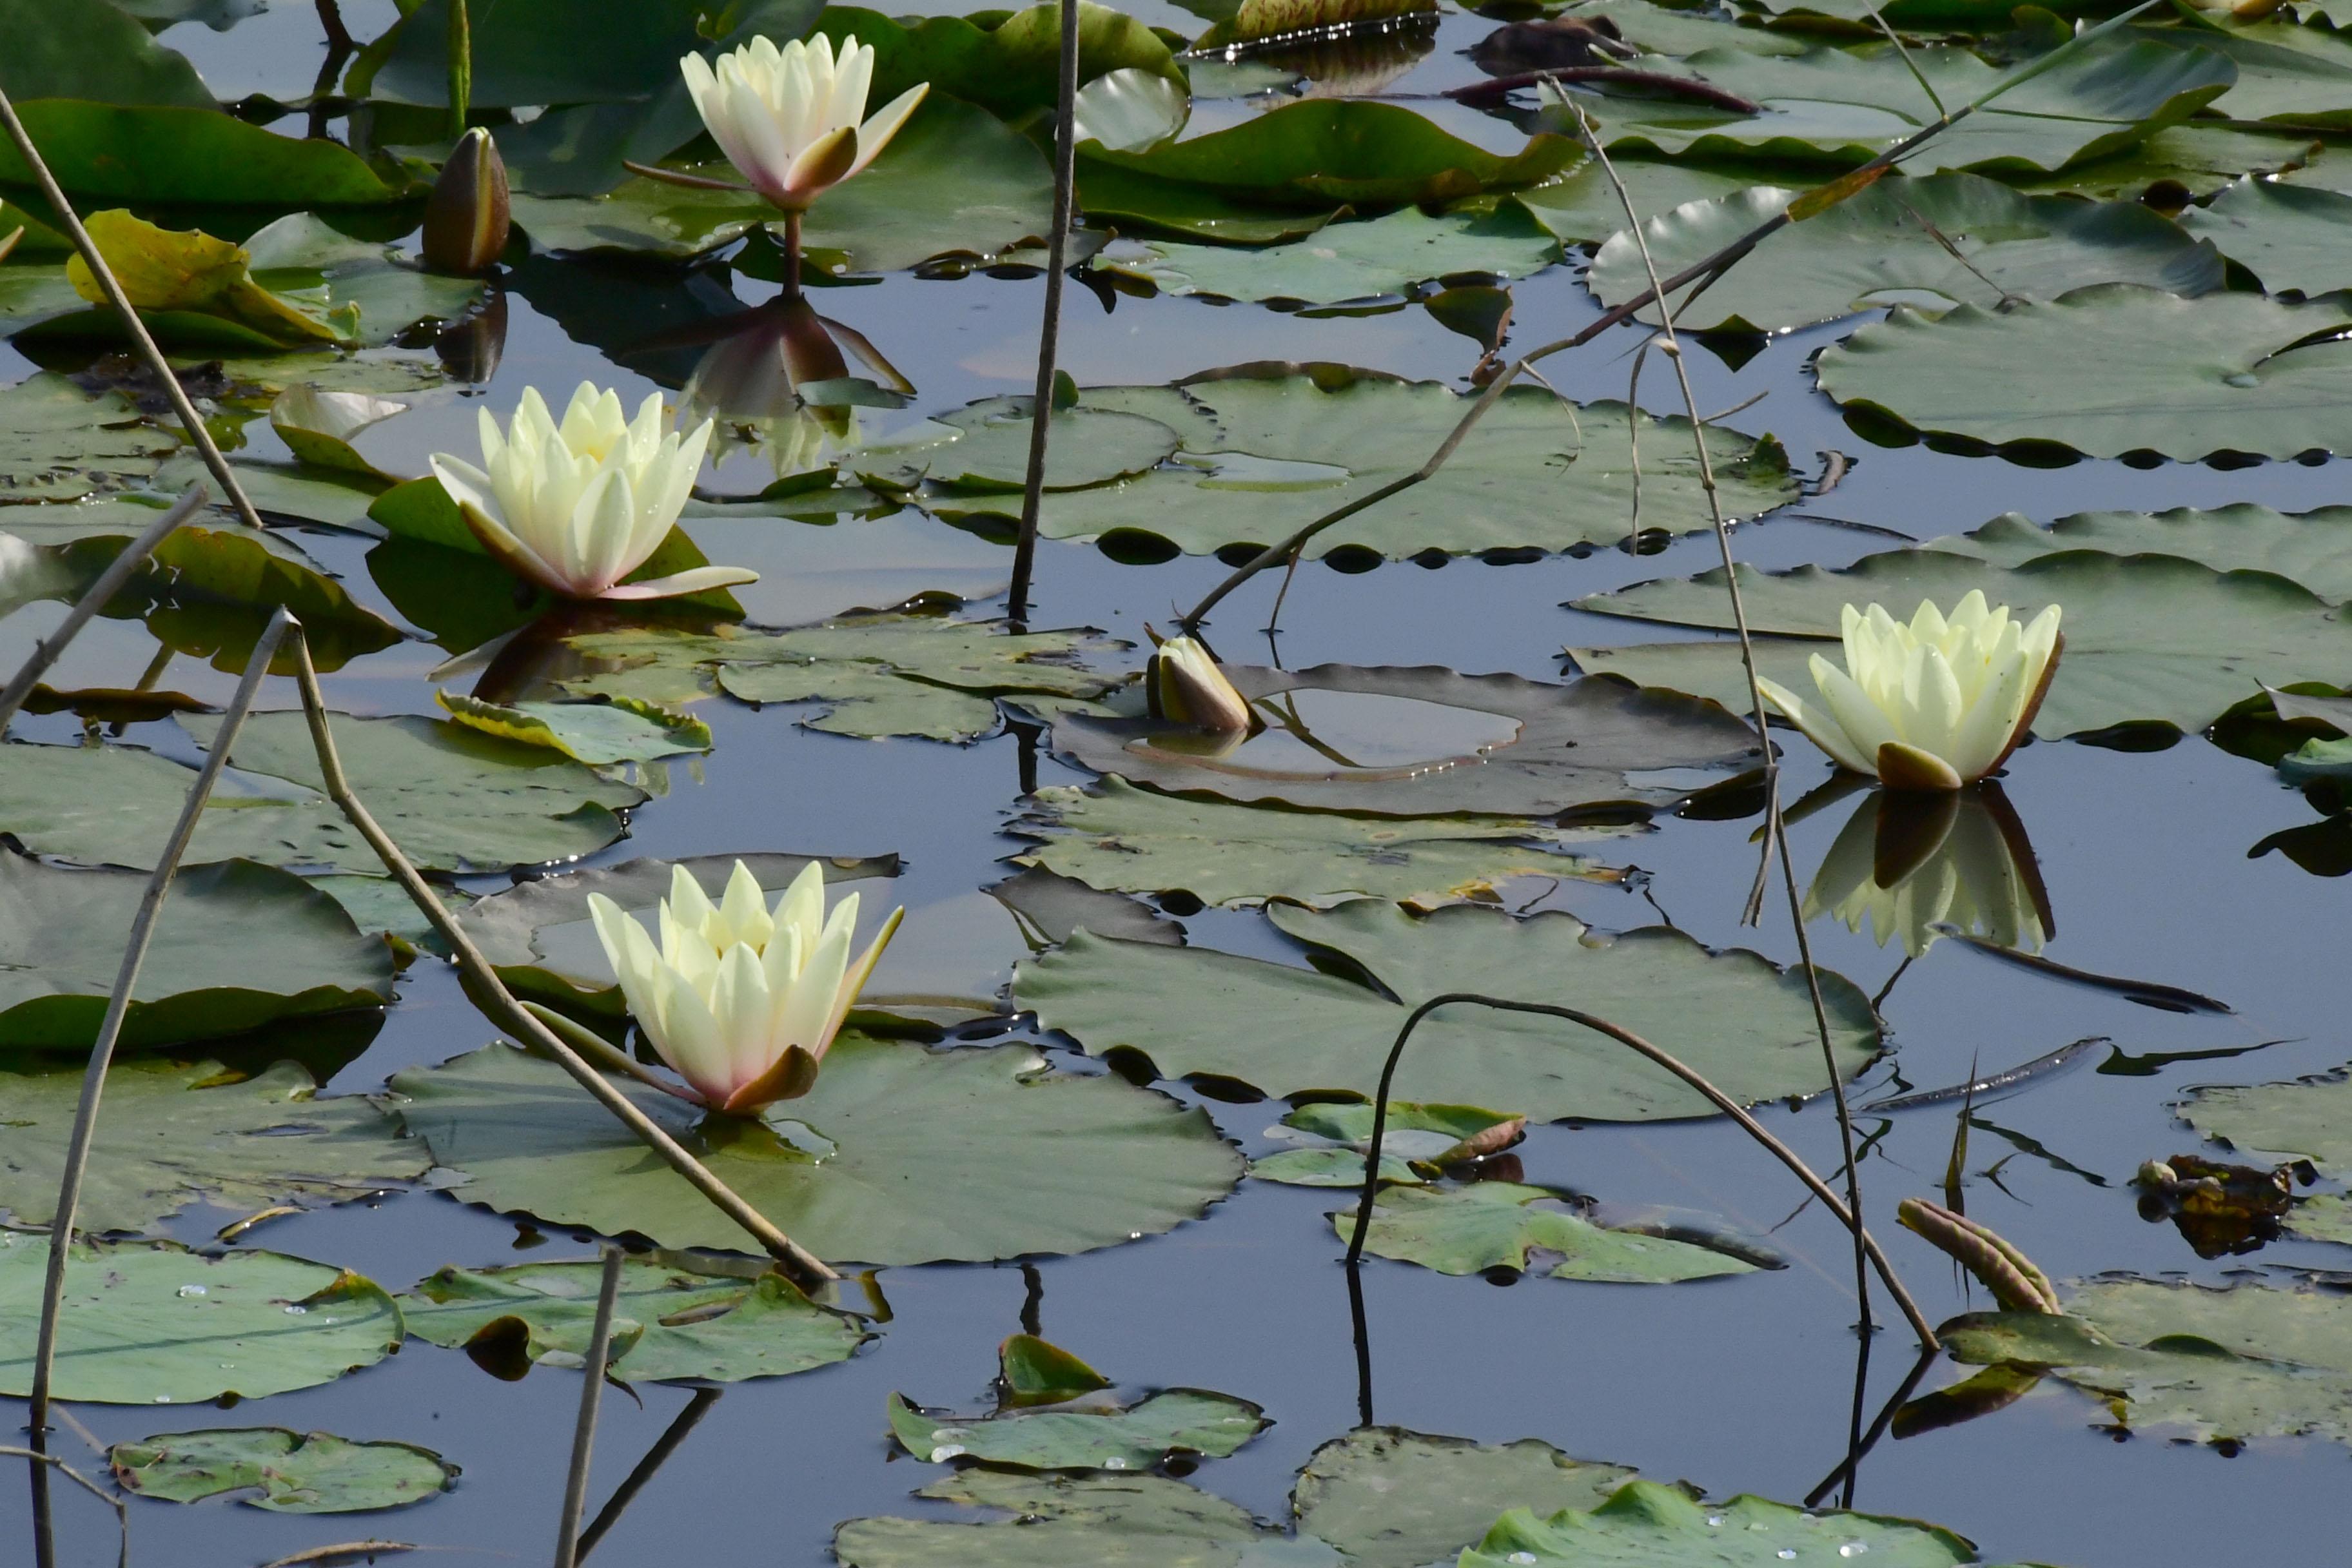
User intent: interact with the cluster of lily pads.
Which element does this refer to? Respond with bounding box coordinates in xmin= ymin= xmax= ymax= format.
xmin=6 ymin=0 xmax=2352 ymax=1559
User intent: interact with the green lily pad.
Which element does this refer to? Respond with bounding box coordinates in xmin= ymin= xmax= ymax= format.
xmin=2016 ymin=122 xmax=2324 ymax=202
xmin=1294 ymin=1427 xmax=1640 ymax=1568
xmin=1048 ymin=662 xmax=1763 ymax=818
xmin=1254 ymin=1100 xmax=1523 ymax=1188
xmin=1083 ymin=99 xmax=1577 ymax=207
xmin=1010 ymin=778 xmax=1625 ymax=909
xmin=436 ymin=691 xmax=712 ymax=765
xmin=1514 ymin=159 xmax=1778 ymax=248
xmin=1032 ymin=366 xmax=1796 ymax=559
xmin=834 ymin=1469 xmax=1266 ymax=1567
xmin=0 ymin=0 xmax=216 ymax=108
xmin=1017 ymin=898 xmax=1880 ymax=1122
xmin=1000 ymin=1334 xmax=1113 ymax=1407
xmin=0 ymin=373 xmax=178 ymax=504
xmin=887 ymin=1388 xmax=1268 ymax=1470
xmin=308 ymin=873 xmax=473 ymax=952
xmin=814 ymin=3 xmax=1184 ymax=121
xmin=1462 ymin=1480 xmax=1977 ymax=1568
xmin=855 ymin=397 xmax=1182 ymax=493
xmin=0 ymin=103 xmax=399 ymax=205
xmin=1931 ymin=504 xmax=2352 ymax=602
xmin=0 ymin=712 xmax=643 ymax=876
xmin=387 ymin=1037 xmax=1243 ymax=1264
xmin=402 ymin=1257 xmax=870 ymax=1384
xmin=0 ymin=854 xmax=394 ymax=1052
xmin=0 ymin=1057 xmax=424 ymax=1234
xmin=1588 ymin=173 xmax=2222 ymax=333
xmin=2155 ymin=19 xmax=2352 ymax=131
xmin=564 ymin=614 xmax=1127 ymax=743
xmin=2179 ymin=175 xmax=2352 ymax=297
xmin=110 ymin=1428 xmax=456 ymax=1513
xmin=360 ymin=0 xmax=712 ymax=106
xmin=2181 ymin=1061 xmax=2352 ymax=1179
xmin=1075 ymin=162 xmax=1340 ymax=244
xmin=1338 ymin=1181 xmax=1761 ymax=1282
xmin=0 ymin=1234 xmax=403 ymax=1404
xmin=509 ymin=99 xmax=1052 ymax=273
xmin=1105 ymin=206 xmax=1559 ymax=306
xmin=241 ymin=213 xmax=485 ymax=349
xmin=1818 ymin=284 xmax=2352 ymax=460
xmin=95 ymin=518 xmax=405 ymax=674
xmin=1570 ymin=548 xmax=2352 ymax=739
xmin=1943 ymin=1276 xmax=2352 ymax=1450
xmin=1583 ymin=38 xmax=2231 ymax=175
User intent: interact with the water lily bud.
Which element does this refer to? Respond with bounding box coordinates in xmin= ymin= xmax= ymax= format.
xmin=1146 ymin=628 xmax=1251 ymax=734
xmin=422 ymin=126 xmax=510 ymax=276
xmin=1756 ymin=592 xmax=2062 ymax=792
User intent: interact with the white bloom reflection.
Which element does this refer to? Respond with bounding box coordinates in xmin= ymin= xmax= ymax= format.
xmin=680 ymin=297 xmax=905 ymax=484
xmin=1805 ymin=783 xmax=2053 ymax=957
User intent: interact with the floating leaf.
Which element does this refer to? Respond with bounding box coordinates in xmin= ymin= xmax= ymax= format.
xmin=2158 ymin=18 xmax=2352 ymax=130
xmin=887 ymin=1388 xmax=1268 ymax=1470
xmin=241 ymin=213 xmax=485 ymax=349
xmin=1589 ymin=173 xmax=2222 ymax=333
xmin=1104 ymin=206 xmax=1558 ymax=306
xmin=0 ymin=1057 xmax=423 ymax=1234
xmin=0 ymin=1234 xmax=402 ymax=1404
xmin=1032 ymin=366 xmax=1796 ymax=559
xmin=436 ymin=691 xmax=712 ymax=765
xmin=1048 ymin=663 xmax=1763 ymax=818
xmin=1253 ymin=1100 xmax=1523 ymax=1188
xmin=1514 ymin=157 xmax=1774 ymax=246
xmin=855 ymin=397 xmax=1182 ymax=493
xmin=0 ymin=712 xmax=643 ymax=875
xmin=1571 ymin=548 xmax=2352 ymax=739
xmin=40 ymin=210 xmax=351 ymax=348
xmin=0 ymin=854 xmax=394 ymax=1051
xmin=1932 ymin=503 xmax=2352 ymax=603
xmin=999 ymin=1333 xmax=1113 ymax=1407
xmin=309 ymin=873 xmax=473 ymax=951
xmin=1019 ymin=899 xmax=1880 ymax=1121
xmin=2179 ymin=175 xmax=2352 ymax=297
xmin=0 ymin=102 xmax=398 ymax=205
xmin=814 ymin=3 xmax=1184 ymax=120
xmin=110 ymin=1428 xmax=456 ymax=1513
xmin=834 ymin=1469 xmax=1266 ymax=1567
xmin=2182 ymin=1061 xmax=2352 ymax=1179
xmin=403 ymin=1258 xmax=870 ymax=1384
xmin=1818 ymin=284 xmax=2352 ymax=460
xmin=1011 ymin=778 xmax=1625 ymax=910
xmin=387 ymin=1038 xmax=1243 ymax=1264
xmin=1339 ymin=1181 xmax=1761 ymax=1282
xmin=1461 ymin=1480 xmax=1976 ymax=1568
xmin=0 ymin=0 xmax=216 ymax=108
xmin=95 ymin=519 xmax=404 ymax=674
xmin=0 ymin=373 xmax=177 ymax=504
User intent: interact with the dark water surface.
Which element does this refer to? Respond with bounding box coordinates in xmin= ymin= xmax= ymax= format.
xmin=6 ymin=5 xmax=2350 ymax=1566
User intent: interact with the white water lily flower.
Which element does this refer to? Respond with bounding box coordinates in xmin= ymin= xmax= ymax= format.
xmin=588 ymin=861 xmax=903 ymax=1115
xmin=680 ymin=34 xmax=926 ymax=213
xmin=429 ymin=381 xmax=755 ymax=602
xmin=1756 ymin=592 xmax=2062 ymax=792
xmin=1147 ymin=629 xmax=1252 ymax=733
xmin=1807 ymin=788 xmax=2052 ymax=958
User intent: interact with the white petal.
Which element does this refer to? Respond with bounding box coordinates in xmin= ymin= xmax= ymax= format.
xmin=847 ymin=83 xmax=926 ymax=178
xmin=1759 ymin=672 xmax=1876 ymax=776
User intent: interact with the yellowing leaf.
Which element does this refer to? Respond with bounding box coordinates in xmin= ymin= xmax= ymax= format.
xmin=66 ymin=210 xmax=352 ymax=346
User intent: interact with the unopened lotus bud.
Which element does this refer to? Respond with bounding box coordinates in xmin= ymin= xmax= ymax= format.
xmin=1147 ymin=629 xmax=1251 ymax=734
xmin=422 ymin=126 xmax=510 ymax=276
xmin=1897 ymin=1197 xmax=2061 ymax=1315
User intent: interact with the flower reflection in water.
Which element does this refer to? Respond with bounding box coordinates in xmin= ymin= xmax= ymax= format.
xmin=1805 ymin=783 xmax=2054 ymax=958
xmin=680 ymin=296 xmax=910 ymax=486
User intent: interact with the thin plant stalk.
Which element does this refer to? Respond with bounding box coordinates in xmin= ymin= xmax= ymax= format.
xmin=553 ymin=1246 xmax=627 ymax=1568
xmin=447 ymin=0 xmax=471 ymax=141
xmin=27 ymin=609 xmax=294 ymax=1435
xmin=781 ymin=210 xmax=803 ymax=299
xmin=576 ymin=1389 xmax=721 ymax=1560
xmin=1567 ymin=100 xmax=1877 ymax=1337
xmin=1007 ymin=0 xmax=1082 ymax=623
xmin=279 ymin=627 xmax=836 ymax=1286
xmin=1342 ymin=992 xmax=1937 ymax=1351
xmin=1170 ymin=0 xmax=2163 ymax=631
xmin=0 ymin=86 xmax=264 ymax=533
xmin=5 ymin=1447 xmax=127 ymax=1568
xmin=1805 ymin=1345 xmax=1941 ymax=1507
xmin=0 ymin=487 xmax=204 ymax=732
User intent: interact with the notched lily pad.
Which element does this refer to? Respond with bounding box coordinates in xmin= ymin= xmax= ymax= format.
xmin=1337 ymin=1180 xmax=1766 ymax=1282
xmin=887 ymin=1387 xmax=1268 ymax=1471
xmin=436 ymin=689 xmax=712 ymax=765
xmin=110 ymin=1427 xmax=456 ymax=1513
xmin=1253 ymin=1100 xmax=1524 ymax=1187
xmin=1462 ymin=1480 xmax=1978 ymax=1567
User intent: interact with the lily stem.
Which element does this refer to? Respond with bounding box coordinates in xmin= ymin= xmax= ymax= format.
xmin=553 ymin=1245 xmax=626 ymax=1568
xmin=28 ymin=609 xmax=294 ymax=1436
xmin=1344 ymin=992 xmax=1938 ymax=1353
xmin=1007 ymin=0 xmax=1082 ymax=626
xmin=782 ymin=210 xmax=803 ymax=301
xmin=0 ymin=487 xmax=204 ymax=733
xmin=0 ymin=84 xmax=265 ymax=531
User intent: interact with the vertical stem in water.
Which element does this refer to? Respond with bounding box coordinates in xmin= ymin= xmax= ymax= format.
xmin=1008 ymin=0 xmax=1081 ymax=624
xmin=447 ymin=0 xmax=472 ymax=141
xmin=554 ymin=1246 xmax=627 ymax=1568
xmin=783 ymin=210 xmax=803 ymax=300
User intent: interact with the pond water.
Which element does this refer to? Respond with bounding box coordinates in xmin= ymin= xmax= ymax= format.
xmin=5 ymin=2 xmax=2352 ymax=1565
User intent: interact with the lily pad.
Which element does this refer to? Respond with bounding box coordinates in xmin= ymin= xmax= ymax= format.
xmin=0 ymin=712 xmax=645 ymax=875
xmin=2179 ymin=175 xmax=2352 ymax=297
xmin=1105 ymin=206 xmax=1560 ymax=306
xmin=1931 ymin=504 xmax=2352 ymax=603
xmin=1017 ymin=898 xmax=1881 ymax=1122
xmin=0 ymin=373 xmax=177 ymax=504
xmin=1589 ymin=174 xmax=2222 ymax=333
xmin=110 ymin=1428 xmax=456 ymax=1513
xmin=0 ymin=103 xmax=400 ymax=205
xmin=813 ymin=3 xmax=1184 ymax=121
xmin=1254 ymin=1100 xmax=1522 ymax=1187
xmin=2155 ymin=19 xmax=2352 ymax=131
xmin=1462 ymin=1481 xmax=1977 ymax=1567
xmin=887 ymin=1388 xmax=1268 ymax=1470
xmin=2181 ymin=1062 xmax=2352 ymax=1179
xmin=386 ymin=1037 xmax=1243 ymax=1264
xmin=1338 ymin=1181 xmax=1762 ymax=1282
xmin=0 ymin=854 xmax=394 ymax=1051
xmin=1570 ymin=548 xmax=2352 ymax=739
xmin=0 ymin=0 xmax=216 ymax=108
xmin=435 ymin=691 xmax=712 ymax=765
xmin=509 ymin=98 xmax=1052 ymax=273
xmin=1034 ymin=366 xmax=1796 ymax=559
xmin=0 ymin=1234 xmax=402 ymax=1404
xmin=241 ymin=213 xmax=485 ymax=349
xmin=855 ymin=398 xmax=1182 ymax=493
xmin=0 ymin=1057 xmax=424 ymax=1234
xmin=402 ymin=1257 xmax=870 ymax=1384
xmin=1943 ymin=1276 xmax=2352 ymax=1450
xmin=1514 ymin=159 xmax=1781 ymax=247
xmin=1048 ymin=663 xmax=1764 ymax=818
xmin=1010 ymin=778 xmax=1625 ymax=909
xmin=1816 ymin=284 xmax=2352 ymax=460
xmin=1001 ymin=1333 xmax=1113 ymax=1406
xmin=834 ymin=1469 xmax=1267 ymax=1567
xmin=1293 ymin=1428 xmax=1640 ymax=1568
xmin=99 ymin=518 xmax=405 ymax=673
